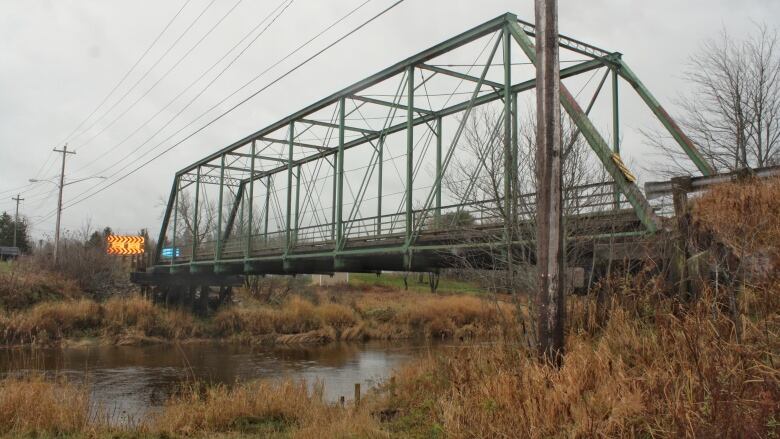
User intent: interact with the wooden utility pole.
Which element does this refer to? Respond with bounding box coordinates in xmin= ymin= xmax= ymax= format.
xmin=11 ymin=194 xmax=23 ymax=248
xmin=535 ymin=0 xmax=565 ymax=366
xmin=53 ymin=144 xmax=76 ymax=266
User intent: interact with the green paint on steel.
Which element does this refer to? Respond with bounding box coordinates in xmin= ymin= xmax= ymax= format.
xmin=615 ymin=59 xmax=713 ymax=176
xmin=170 ymin=178 xmax=179 ymax=268
xmin=435 ymin=116 xmax=442 ymax=219
xmin=502 ymin=25 xmax=513 ymax=247
xmin=246 ymin=140 xmax=255 ymax=260
xmin=507 ymin=21 xmax=660 ymax=233
xmin=336 ymin=98 xmax=345 ymax=247
xmin=285 ymin=122 xmax=294 ymax=255
xmin=406 ymin=65 xmax=414 ymax=243
xmin=215 ymin=154 xmax=226 ymax=261
xmin=190 ymin=166 xmax=201 ymax=264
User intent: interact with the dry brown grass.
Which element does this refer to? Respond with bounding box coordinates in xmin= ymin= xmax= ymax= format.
xmin=153 ymin=379 xmax=386 ymax=438
xmin=380 ymin=277 xmax=780 ymax=438
xmin=0 ymin=267 xmax=81 ymax=311
xmin=0 ymin=375 xmax=90 ymax=436
xmin=692 ymin=176 xmax=780 ymax=255
xmin=0 ymin=295 xmax=201 ymax=346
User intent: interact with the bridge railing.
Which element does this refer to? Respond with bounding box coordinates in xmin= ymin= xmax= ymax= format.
xmin=168 ymin=181 xmax=628 ymax=264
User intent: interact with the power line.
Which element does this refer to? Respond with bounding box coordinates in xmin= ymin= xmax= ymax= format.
xmin=49 ymin=0 xmax=401 ymax=219
xmin=59 ymin=0 xmax=194 ymax=147
xmin=68 ymin=0 xmax=219 ymax=150
xmin=71 ymin=0 xmax=295 ymax=177
xmin=73 ymin=0 xmax=246 ymax=154
xmin=74 ymin=0 xmax=371 ymax=182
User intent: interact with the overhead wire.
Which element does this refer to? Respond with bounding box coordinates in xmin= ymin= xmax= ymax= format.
xmin=73 ymin=0 xmax=235 ymax=153
xmin=71 ymin=0 xmax=294 ymax=177
xmin=69 ymin=0 xmax=220 ymax=151
xmin=61 ymin=0 xmax=194 ymax=147
xmin=45 ymin=0 xmax=405 ymax=221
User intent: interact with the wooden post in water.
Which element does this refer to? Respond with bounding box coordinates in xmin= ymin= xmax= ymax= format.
xmin=534 ymin=0 xmax=566 ymax=366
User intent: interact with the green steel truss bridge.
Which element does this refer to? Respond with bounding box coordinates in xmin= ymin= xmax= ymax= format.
xmin=136 ymin=13 xmax=713 ymax=287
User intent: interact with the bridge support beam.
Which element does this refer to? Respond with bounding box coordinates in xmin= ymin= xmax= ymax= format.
xmin=285 ymin=122 xmax=294 ymax=255
xmin=405 ymin=65 xmax=415 ymax=250
xmin=190 ymin=166 xmax=201 ymax=265
xmin=215 ymin=155 xmax=227 ymax=262
xmin=508 ymin=20 xmax=661 ymax=233
xmin=616 ymin=60 xmax=713 ymax=176
xmin=246 ymin=140 xmax=255 ymax=259
xmin=336 ymin=98 xmax=345 ymax=248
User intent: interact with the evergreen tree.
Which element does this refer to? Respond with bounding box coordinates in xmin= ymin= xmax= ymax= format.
xmin=0 ymin=211 xmax=31 ymax=252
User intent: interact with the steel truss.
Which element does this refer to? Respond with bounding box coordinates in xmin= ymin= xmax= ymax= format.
xmin=148 ymin=13 xmax=712 ymax=278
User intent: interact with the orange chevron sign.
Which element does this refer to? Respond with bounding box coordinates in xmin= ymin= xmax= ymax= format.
xmin=106 ymin=235 xmax=145 ymax=255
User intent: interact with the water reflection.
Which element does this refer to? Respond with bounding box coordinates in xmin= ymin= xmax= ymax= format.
xmin=0 ymin=341 xmax=440 ymax=424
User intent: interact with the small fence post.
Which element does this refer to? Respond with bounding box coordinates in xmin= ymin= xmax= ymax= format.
xmin=671 ymin=176 xmax=692 ymax=301
xmin=354 ymin=382 xmax=361 ymax=407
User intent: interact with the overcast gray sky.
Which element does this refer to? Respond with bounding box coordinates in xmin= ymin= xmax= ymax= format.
xmin=0 ymin=0 xmax=778 ymax=241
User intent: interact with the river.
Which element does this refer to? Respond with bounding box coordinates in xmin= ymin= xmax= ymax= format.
xmin=0 ymin=340 xmax=442 ymax=425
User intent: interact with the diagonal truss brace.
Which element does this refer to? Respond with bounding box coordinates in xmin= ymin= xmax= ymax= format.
xmin=508 ymin=20 xmax=661 ymax=232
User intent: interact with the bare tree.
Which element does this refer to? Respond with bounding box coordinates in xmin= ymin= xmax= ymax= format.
xmin=649 ymin=23 xmax=780 ymax=173
xmin=439 ymin=106 xmax=612 ymax=290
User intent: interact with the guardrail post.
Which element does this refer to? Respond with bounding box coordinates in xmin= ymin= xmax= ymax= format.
xmin=671 ymin=176 xmax=692 ymax=300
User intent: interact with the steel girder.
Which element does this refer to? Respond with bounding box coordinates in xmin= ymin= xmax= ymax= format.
xmin=151 ymin=12 xmax=712 ymax=271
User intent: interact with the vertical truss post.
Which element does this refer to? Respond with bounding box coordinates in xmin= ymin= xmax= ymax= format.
xmin=286 ymin=122 xmax=294 ymax=253
xmin=264 ymin=176 xmax=270 ymax=246
xmin=503 ymin=26 xmax=514 ymax=279
xmin=377 ymin=135 xmax=384 ymax=236
xmin=155 ymin=177 xmax=178 ymax=266
xmin=616 ymin=59 xmax=713 ymax=176
xmin=612 ymin=68 xmax=621 ymax=209
xmin=331 ymin=156 xmax=337 ymax=241
xmin=405 ymin=66 xmax=414 ymax=242
xmin=336 ymin=98 xmax=345 ymax=247
xmin=246 ymin=140 xmax=255 ymax=259
xmin=435 ymin=116 xmax=442 ymax=219
xmin=294 ymin=165 xmax=301 ymax=245
xmin=191 ymin=166 xmax=201 ymax=263
xmin=170 ymin=178 xmax=179 ymax=268
xmin=512 ymin=92 xmax=519 ymax=225
xmin=215 ymin=154 xmax=226 ymax=261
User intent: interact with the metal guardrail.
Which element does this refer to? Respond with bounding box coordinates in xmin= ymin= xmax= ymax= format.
xmin=645 ymin=165 xmax=780 ymax=200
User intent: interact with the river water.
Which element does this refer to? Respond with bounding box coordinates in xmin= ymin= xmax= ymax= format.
xmin=0 ymin=341 xmax=441 ymax=425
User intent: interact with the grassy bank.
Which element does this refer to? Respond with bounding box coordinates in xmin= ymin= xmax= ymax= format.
xmin=0 ymin=282 xmax=776 ymax=438
xmin=0 ymin=289 xmax=514 ymax=347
